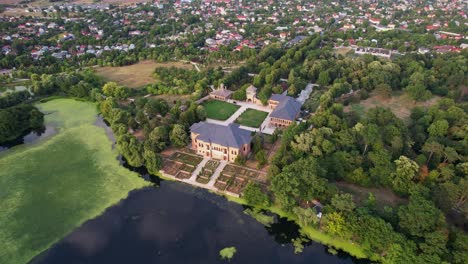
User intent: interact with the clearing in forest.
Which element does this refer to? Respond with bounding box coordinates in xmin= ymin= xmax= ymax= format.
xmin=0 ymin=99 xmax=148 ymax=264
xmin=95 ymin=60 xmax=193 ymax=89
xmin=345 ymin=91 xmax=440 ymax=120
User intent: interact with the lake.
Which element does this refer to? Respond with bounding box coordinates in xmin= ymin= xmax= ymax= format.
xmin=31 ymin=180 xmax=367 ymax=264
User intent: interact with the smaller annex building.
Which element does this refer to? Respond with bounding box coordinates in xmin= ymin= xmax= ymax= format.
xmin=268 ymin=94 xmax=302 ymax=127
xmin=190 ymin=122 xmax=252 ymax=162
xmin=209 ymin=83 xmax=232 ymax=101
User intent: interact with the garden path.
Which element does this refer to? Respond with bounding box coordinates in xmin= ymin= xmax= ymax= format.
xmin=207 ymin=161 xmax=227 ymax=187
xmin=189 ymin=157 xmax=210 ymax=181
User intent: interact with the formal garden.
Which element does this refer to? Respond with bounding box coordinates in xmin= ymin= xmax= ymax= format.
xmin=214 ymin=164 xmax=267 ymax=195
xmin=202 ymin=100 xmax=240 ymax=120
xmin=162 ymin=152 xmax=203 ymax=179
xmin=196 ymin=160 xmax=220 ymax=184
xmin=235 ymin=109 xmax=269 ymax=128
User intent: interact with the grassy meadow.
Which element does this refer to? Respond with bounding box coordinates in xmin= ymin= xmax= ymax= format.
xmin=345 ymin=91 xmax=440 ymax=121
xmin=0 ymin=99 xmax=148 ymax=264
xmin=95 ymin=60 xmax=193 ymax=89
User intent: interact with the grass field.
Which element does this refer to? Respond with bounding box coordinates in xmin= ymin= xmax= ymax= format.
xmin=203 ymin=100 xmax=240 ymax=120
xmin=95 ymin=60 xmax=193 ymax=89
xmin=235 ymin=109 xmax=268 ymax=128
xmin=0 ymin=99 xmax=148 ymax=264
xmin=345 ymin=91 xmax=440 ymax=120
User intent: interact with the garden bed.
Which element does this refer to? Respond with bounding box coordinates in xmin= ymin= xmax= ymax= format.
xmin=170 ymin=152 xmax=203 ymax=166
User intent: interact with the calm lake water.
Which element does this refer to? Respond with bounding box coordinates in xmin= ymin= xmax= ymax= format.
xmin=31 ymin=180 xmax=367 ymax=264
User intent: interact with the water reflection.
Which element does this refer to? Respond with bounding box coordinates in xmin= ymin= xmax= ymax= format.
xmin=0 ymin=125 xmax=56 ymax=152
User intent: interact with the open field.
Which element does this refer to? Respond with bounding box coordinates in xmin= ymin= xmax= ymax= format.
xmin=333 ymin=47 xmax=353 ymax=56
xmin=203 ymin=100 xmax=240 ymax=120
xmin=0 ymin=99 xmax=148 ymax=264
xmin=151 ymin=94 xmax=191 ymax=105
xmin=345 ymin=91 xmax=441 ymax=120
xmin=95 ymin=60 xmax=193 ymax=89
xmin=235 ymin=109 xmax=268 ymax=128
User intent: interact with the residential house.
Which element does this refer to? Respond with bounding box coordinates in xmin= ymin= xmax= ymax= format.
xmin=190 ymin=122 xmax=252 ymax=162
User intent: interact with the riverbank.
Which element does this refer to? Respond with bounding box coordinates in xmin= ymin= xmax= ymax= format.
xmin=225 ymin=196 xmax=374 ymax=261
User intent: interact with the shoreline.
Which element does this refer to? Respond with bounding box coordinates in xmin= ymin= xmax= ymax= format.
xmin=153 ymin=171 xmax=373 ymax=261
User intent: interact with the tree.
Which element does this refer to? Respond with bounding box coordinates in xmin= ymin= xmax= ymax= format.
xmin=100 ymin=97 xmax=117 ymax=119
xmin=293 ymin=207 xmax=319 ymax=227
xmin=398 ymin=195 xmax=445 ymax=237
xmin=270 ymin=157 xmax=327 ymax=211
xmin=422 ymin=141 xmax=444 ymax=166
xmin=419 ymin=230 xmax=448 ymax=257
xmin=427 ymin=119 xmax=449 ymax=137
xmin=450 ymin=232 xmax=468 ymax=264
xmin=169 ymin=124 xmax=188 ymax=147
xmin=391 ymin=156 xmax=419 ymax=195
xmin=117 ymin=133 xmax=144 ymax=167
xmin=331 ymin=193 xmax=356 ymax=213
xmin=434 ymin=179 xmax=467 ymax=217
xmin=404 ymin=83 xmax=431 ymax=101
xmin=143 ymin=149 xmax=163 ymax=175
xmin=102 ymin=82 xmax=118 ymax=97
xmin=146 ymin=126 xmax=169 ymax=152
xmin=243 ymin=183 xmax=271 ymax=207
xmin=317 ymin=71 xmax=330 ymax=86
xmin=255 ymin=150 xmax=267 ymax=168
xmin=322 ymin=212 xmax=346 ymax=237
xmin=196 ymin=105 xmax=206 ymax=120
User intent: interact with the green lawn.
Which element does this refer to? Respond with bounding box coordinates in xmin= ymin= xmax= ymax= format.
xmin=235 ymin=109 xmax=268 ymax=128
xmin=202 ymin=100 xmax=240 ymax=120
xmin=0 ymin=99 xmax=148 ymax=264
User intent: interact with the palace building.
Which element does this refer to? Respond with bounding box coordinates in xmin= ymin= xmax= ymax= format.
xmin=268 ymin=94 xmax=302 ymax=127
xmin=190 ymin=122 xmax=252 ymax=162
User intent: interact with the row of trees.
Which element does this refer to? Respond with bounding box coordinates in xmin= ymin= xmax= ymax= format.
xmin=98 ymin=86 xmax=208 ymax=172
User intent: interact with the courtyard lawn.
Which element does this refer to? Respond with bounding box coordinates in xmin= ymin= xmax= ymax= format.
xmin=0 ymin=99 xmax=148 ymax=264
xmin=235 ymin=109 xmax=268 ymax=128
xmin=203 ymin=100 xmax=240 ymax=120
